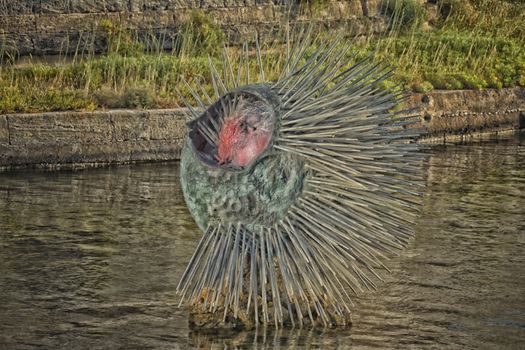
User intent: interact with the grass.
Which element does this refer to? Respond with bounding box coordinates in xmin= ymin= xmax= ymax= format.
xmin=380 ymin=0 xmax=428 ymax=32
xmin=0 ymin=0 xmax=524 ymax=113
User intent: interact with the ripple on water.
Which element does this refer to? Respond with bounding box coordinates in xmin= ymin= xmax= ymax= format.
xmin=0 ymin=133 xmax=524 ymax=349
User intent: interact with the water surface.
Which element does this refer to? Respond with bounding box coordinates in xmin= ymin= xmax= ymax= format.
xmin=1 ymin=132 xmax=524 ymax=349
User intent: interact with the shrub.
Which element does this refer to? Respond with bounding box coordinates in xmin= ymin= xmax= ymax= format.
xmin=93 ymin=88 xmax=122 ymax=109
xmin=94 ymin=86 xmax=157 ymax=109
xmin=0 ymin=86 xmax=27 ymax=113
xmin=425 ymin=73 xmax=463 ymax=90
xmin=437 ymin=0 xmax=477 ymax=25
xmin=455 ymin=73 xmax=487 ymax=90
xmin=486 ymin=74 xmax=503 ymax=89
xmin=31 ymin=89 xmax=95 ymax=112
xmin=380 ymin=0 xmax=427 ymax=31
xmin=0 ymin=85 xmax=95 ymax=113
xmin=98 ymin=18 xmax=144 ymax=56
xmin=412 ymin=80 xmax=434 ymax=93
xmin=176 ymin=10 xmax=225 ymax=56
xmin=122 ymin=86 xmax=157 ymax=108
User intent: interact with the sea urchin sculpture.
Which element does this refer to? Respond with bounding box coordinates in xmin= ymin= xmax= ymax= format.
xmin=176 ymin=30 xmax=425 ymax=328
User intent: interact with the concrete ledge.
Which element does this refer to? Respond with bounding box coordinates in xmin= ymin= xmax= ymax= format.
xmin=0 ymin=108 xmax=187 ymax=171
xmin=1 ymin=87 xmax=524 ymax=171
xmin=407 ymin=87 xmax=525 ymax=142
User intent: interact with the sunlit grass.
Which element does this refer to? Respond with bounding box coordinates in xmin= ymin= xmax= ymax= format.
xmin=0 ymin=0 xmax=524 ymax=113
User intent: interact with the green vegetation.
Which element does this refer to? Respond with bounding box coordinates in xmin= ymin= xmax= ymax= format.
xmin=175 ymin=10 xmax=226 ymax=56
xmin=1 ymin=0 xmax=524 ymax=113
xmin=380 ymin=0 xmax=427 ymax=31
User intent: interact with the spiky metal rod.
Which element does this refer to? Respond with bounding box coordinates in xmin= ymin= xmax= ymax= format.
xmin=177 ymin=28 xmax=426 ymax=328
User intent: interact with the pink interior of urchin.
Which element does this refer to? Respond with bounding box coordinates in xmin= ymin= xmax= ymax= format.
xmin=190 ymin=93 xmax=275 ymax=169
xmin=216 ymin=117 xmax=272 ymax=167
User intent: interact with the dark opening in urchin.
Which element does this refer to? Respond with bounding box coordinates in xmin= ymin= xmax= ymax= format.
xmin=189 ymin=88 xmax=276 ymax=170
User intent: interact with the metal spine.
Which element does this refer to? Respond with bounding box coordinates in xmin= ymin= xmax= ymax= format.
xmin=177 ymin=28 xmax=426 ymax=328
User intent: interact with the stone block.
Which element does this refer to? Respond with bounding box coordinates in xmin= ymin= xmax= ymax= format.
xmin=8 ymin=111 xmax=113 ymax=145
xmin=147 ymin=109 xmax=188 ymax=140
xmin=1 ymin=1 xmax=391 ymax=56
xmin=0 ymin=1 xmax=35 ymax=15
xmin=33 ymin=32 xmax=79 ymax=55
xmin=207 ymin=8 xmax=241 ymax=25
xmin=36 ymin=13 xmax=106 ymax=33
xmin=242 ymin=5 xmax=274 ymax=23
xmin=173 ymin=8 xmax=193 ymax=23
xmin=38 ymin=0 xmax=127 ymax=13
xmin=0 ymin=144 xmax=21 ymax=167
xmin=255 ymin=0 xmax=274 ymax=5
xmin=38 ymin=0 xmax=71 ymax=13
xmin=33 ymin=12 xmax=118 ymax=54
xmin=140 ymin=10 xmax=176 ymax=29
xmin=222 ymin=21 xmax=281 ymax=43
xmin=199 ymin=0 xmax=226 ymax=9
xmin=0 ymin=142 xmax=123 ymax=167
xmin=0 ymin=115 xmax=9 ymax=144
xmin=71 ymin=142 xmax=133 ymax=163
xmin=130 ymin=139 xmax=183 ymax=161
xmin=68 ymin=0 xmax=128 ymax=13
xmin=0 ymin=143 xmax=58 ymax=166
xmin=130 ymin=0 xmax=189 ymax=11
xmin=0 ymin=14 xmax=37 ymax=34
xmin=105 ymin=0 xmax=131 ymax=12
xmin=109 ymin=109 xmax=187 ymax=142
xmin=136 ymin=28 xmax=179 ymax=50
xmin=208 ymin=6 xmax=274 ymax=24
xmin=119 ymin=11 xmax=147 ymax=30
xmin=129 ymin=0 xmax=196 ymax=11
xmin=110 ymin=110 xmax=151 ymax=141
xmin=0 ymin=138 xmax=183 ymax=168
xmin=224 ymin=0 xmax=244 ymax=7
xmin=166 ymin=0 xmax=200 ymax=10
xmin=0 ymin=33 xmax=34 ymax=56
xmin=142 ymin=0 xmax=175 ymax=11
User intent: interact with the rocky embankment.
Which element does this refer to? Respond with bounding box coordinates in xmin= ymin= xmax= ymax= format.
xmin=0 ymin=87 xmax=524 ymax=171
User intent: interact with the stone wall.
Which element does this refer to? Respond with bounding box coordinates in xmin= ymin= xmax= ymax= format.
xmin=1 ymin=87 xmax=523 ymax=171
xmin=408 ymin=87 xmax=525 ymax=142
xmin=0 ymin=109 xmax=187 ymax=170
xmin=0 ymin=0 xmax=384 ymax=56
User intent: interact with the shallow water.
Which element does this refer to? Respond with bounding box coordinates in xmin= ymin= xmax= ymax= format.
xmin=1 ymin=132 xmax=524 ymax=349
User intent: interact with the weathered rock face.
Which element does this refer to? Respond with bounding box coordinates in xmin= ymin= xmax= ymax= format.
xmin=0 ymin=0 xmax=385 ymax=56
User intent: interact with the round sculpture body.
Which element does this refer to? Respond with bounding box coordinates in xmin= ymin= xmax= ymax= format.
xmin=180 ymin=85 xmax=307 ymax=232
xmin=176 ymin=38 xmax=426 ymax=329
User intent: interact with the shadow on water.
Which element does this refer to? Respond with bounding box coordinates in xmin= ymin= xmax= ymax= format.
xmin=0 ymin=131 xmax=524 ymax=349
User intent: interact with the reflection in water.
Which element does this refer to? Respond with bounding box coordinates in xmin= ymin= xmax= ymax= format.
xmin=0 ymin=132 xmax=524 ymax=349
xmin=189 ymin=327 xmax=345 ymax=349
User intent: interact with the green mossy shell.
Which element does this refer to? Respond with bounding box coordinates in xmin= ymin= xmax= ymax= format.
xmin=180 ymin=138 xmax=306 ymax=232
